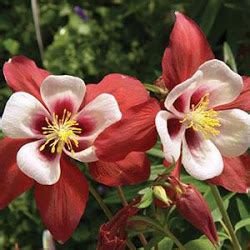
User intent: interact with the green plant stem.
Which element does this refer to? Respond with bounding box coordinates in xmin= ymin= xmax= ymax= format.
xmin=163 ymin=226 xmax=185 ymax=250
xmin=209 ymin=185 xmax=241 ymax=250
xmin=130 ymin=215 xmax=185 ymax=250
xmin=116 ymin=186 xmax=148 ymax=247
xmin=89 ymin=184 xmax=112 ymax=219
xmin=89 ymin=184 xmax=136 ymax=250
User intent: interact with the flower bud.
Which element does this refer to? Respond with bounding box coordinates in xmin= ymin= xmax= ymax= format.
xmin=97 ymin=200 xmax=139 ymax=250
xmin=175 ymin=184 xmax=218 ymax=245
xmin=153 ymin=185 xmax=172 ymax=206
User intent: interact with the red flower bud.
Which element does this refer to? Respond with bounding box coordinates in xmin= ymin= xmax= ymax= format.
xmin=97 ymin=200 xmax=139 ymax=250
xmin=174 ymin=183 xmax=218 ymax=245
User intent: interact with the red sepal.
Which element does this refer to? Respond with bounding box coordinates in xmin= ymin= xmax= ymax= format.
xmin=0 ymin=137 xmax=34 ymax=209
xmin=3 ymin=56 xmax=50 ymax=101
xmin=84 ymin=73 xmax=150 ymax=112
xmin=162 ymin=12 xmax=214 ymax=90
xmin=208 ymin=153 xmax=250 ymax=193
xmin=35 ymin=156 xmax=89 ymax=243
xmin=215 ymin=76 xmax=250 ymax=112
xmin=95 ymin=98 xmax=161 ymax=161
xmin=89 ymin=152 xmax=150 ymax=186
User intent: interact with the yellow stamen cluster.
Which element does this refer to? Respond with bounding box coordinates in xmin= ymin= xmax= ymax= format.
xmin=40 ymin=109 xmax=82 ymax=154
xmin=180 ymin=94 xmax=221 ymax=139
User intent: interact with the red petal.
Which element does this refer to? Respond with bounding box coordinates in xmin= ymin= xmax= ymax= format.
xmin=35 ymin=156 xmax=89 ymax=243
xmin=215 ymin=76 xmax=250 ymax=112
xmin=94 ymin=98 xmax=161 ymax=161
xmin=162 ymin=12 xmax=214 ymax=90
xmin=3 ymin=56 xmax=50 ymax=101
xmin=0 ymin=137 xmax=33 ymax=209
xmin=84 ymin=73 xmax=150 ymax=112
xmin=208 ymin=153 xmax=250 ymax=193
xmin=89 ymin=152 xmax=150 ymax=186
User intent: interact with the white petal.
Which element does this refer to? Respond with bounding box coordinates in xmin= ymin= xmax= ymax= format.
xmin=17 ymin=140 xmax=61 ymax=185
xmin=182 ymin=133 xmax=223 ymax=180
xmin=1 ymin=92 xmax=50 ymax=138
xmin=64 ymin=145 xmax=98 ymax=163
xmin=40 ymin=75 xmax=86 ymax=114
xmin=77 ymin=93 xmax=122 ymax=142
xmin=155 ymin=110 xmax=185 ymax=163
xmin=197 ymin=59 xmax=243 ymax=108
xmin=211 ymin=109 xmax=250 ymax=157
xmin=164 ymin=70 xmax=203 ymax=116
xmin=164 ymin=60 xmax=242 ymax=115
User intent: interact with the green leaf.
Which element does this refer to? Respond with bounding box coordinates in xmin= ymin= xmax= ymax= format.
xmin=145 ymin=234 xmax=164 ymax=250
xmin=147 ymin=148 xmax=164 ymax=158
xmin=200 ymin=0 xmax=222 ymax=36
xmin=184 ymin=239 xmax=214 ymax=250
xmin=235 ymin=218 xmax=250 ymax=232
xmin=223 ymin=42 xmax=237 ymax=72
xmin=236 ymin=197 xmax=250 ymax=232
xmin=149 ymin=164 xmax=166 ymax=180
xmin=137 ymin=187 xmax=153 ymax=208
xmin=3 ymin=38 xmax=20 ymax=55
xmin=158 ymin=237 xmax=174 ymax=250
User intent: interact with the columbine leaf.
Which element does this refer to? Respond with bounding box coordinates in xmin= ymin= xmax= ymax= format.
xmin=223 ymin=42 xmax=237 ymax=72
xmin=235 ymin=218 xmax=250 ymax=232
xmin=137 ymin=188 xmax=153 ymax=208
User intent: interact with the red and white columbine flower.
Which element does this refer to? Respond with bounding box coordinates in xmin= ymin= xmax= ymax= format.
xmin=156 ymin=12 xmax=250 ymax=186
xmin=0 ymin=56 xmax=156 ymax=242
xmin=156 ymin=59 xmax=250 ymax=180
xmin=2 ymin=74 xmax=122 ymax=185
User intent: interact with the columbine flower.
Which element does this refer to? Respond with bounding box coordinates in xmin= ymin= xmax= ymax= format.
xmin=2 ymin=73 xmax=122 ymax=184
xmin=0 ymin=56 xmax=154 ymax=242
xmin=156 ymin=12 xmax=250 ymax=187
xmin=97 ymin=200 xmax=139 ymax=250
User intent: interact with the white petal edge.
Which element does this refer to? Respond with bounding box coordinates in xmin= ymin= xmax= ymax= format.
xmin=182 ymin=134 xmax=223 ymax=180
xmin=1 ymin=92 xmax=50 ymax=138
xmin=164 ymin=70 xmax=203 ymax=117
xmin=64 ymin=145 xmax=98 ymax=163
xmin=40 ymin=75 xmax=86 ymax=114
xmin=77 ymin=93 xmax=122 ymax=142
xmin=17 ymin=140 xmax=61 ymax=185
xmin=197 ymin=59 xmax=243 ymax=108
xmin=211 ymin=109 xmax=250 ymax=157
xmin=155 ymin=110 xmax=185 ymax=163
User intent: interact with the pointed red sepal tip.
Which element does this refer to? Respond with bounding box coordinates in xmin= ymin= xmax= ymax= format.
xmin=3 ymin=55 xmax=50 ymax=101
xmin=161 ymin=12 xmax=214 ymax=90
xmin=97 ymin=200 xmax=139 ymax=250
xmin=174 ymin=182 xmax=218 ymax=245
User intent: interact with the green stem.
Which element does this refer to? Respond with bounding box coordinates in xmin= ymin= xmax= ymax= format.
xmin=130 ymin=216 xmax=185 ymax=250
xmin=209 ymin=185 xmax=241 ymax=250
xmin=89 ymin=184 xmax=136 ymax=250
xmin=116 ymin=186 xmax=148 ymax=247
xmin=163 ymin=226 xmax=185 ymax=250
xmin=89 ymin=184 xmax=112 ymax=219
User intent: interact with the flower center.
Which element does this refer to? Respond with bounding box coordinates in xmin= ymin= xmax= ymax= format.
xmin=39 ymin=109 xmax=82 ymax=154
xmin=180 ymin=94 xmax=221 ymax=139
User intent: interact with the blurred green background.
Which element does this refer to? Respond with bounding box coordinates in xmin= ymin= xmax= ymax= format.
xmin=0 ymin=0 xmax=250 ymax=249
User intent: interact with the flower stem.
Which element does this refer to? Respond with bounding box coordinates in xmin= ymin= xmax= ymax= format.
xmin=209 ymin=185 xmax=241 ymax=250
xmin=163 ymin=226 xmax=185 ymax=250
xmin=89 ymin=184 xmax=112 ymax=219
xmin=89 ymin=184 xmax=136 ymax=250
xmin=116 ymin=186 xmax=148 ymax=247
xmin=130 ymin=215 xmax=185 ymax=250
